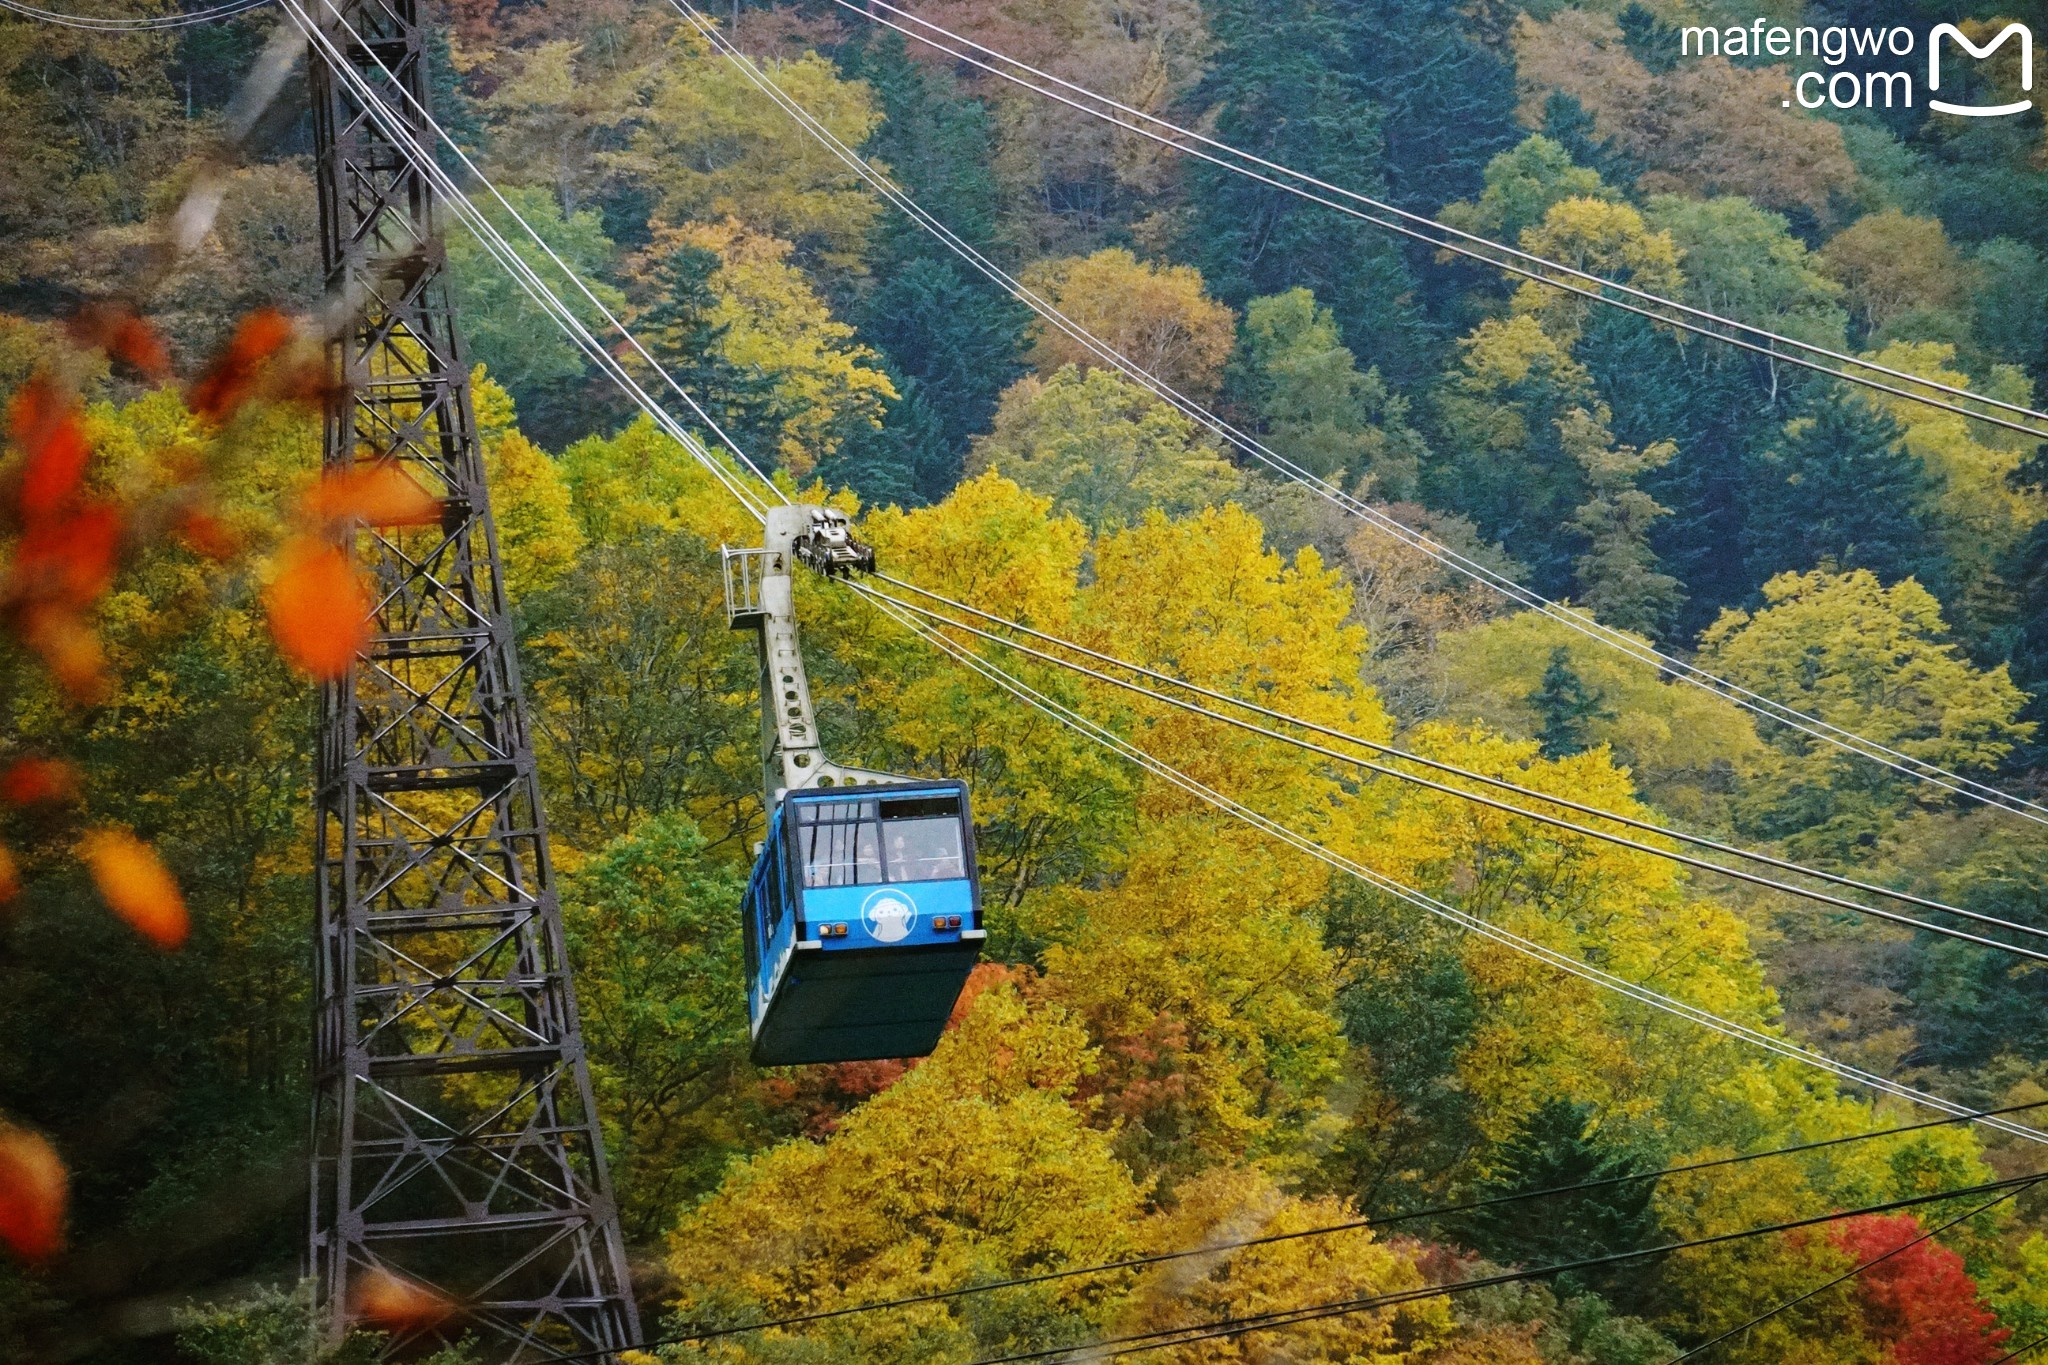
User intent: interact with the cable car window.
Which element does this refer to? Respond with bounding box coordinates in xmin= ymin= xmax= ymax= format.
xmin=797 ymin=800 xmax=881 ymax=888
xmin=879 ymin=799 xmax=966 ymax=882
xmin=795 ymin=794 xmax=967 ymax=887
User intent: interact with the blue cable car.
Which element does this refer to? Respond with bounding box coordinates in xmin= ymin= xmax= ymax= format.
xmin=724 ymin=506 xmax=985 ymax=1066
xmin=741 ymin=780 xmax=983 ymax=1064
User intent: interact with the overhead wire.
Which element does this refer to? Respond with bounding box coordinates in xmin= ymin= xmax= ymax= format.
xmin=0 ymin=2 xmax=2013 ymax=1360
xmin=296 ymin=32 xmax=2048 ymax=1365
xmin=951 ymin=1173 xmax=2048 ymax=1365
xmin=293 ymin=0 xmax=2048 ymax=962
xmin=864 ymin=581 xmax=2048 ymax=963
xmin=1995 ymin=1333 xmax=2048 ymax=1364
xmin=522 ymin=1095 xmax=2048 ymax=1363
xmin=829 ymin=0 xmax=2048 ymax=441
xmin=1663 ymin=1180 xmax=2035 ymax=1362
xmin=298 ymin=18 xmax=2048 ymax=1141
xmin=293 ymin=0 xmax=2048 ymax=1220
xmin=0 ymin=0 xmax=268 ymax=29
xmin=862 ymin=571 xmax=2048 ymax=955
xmin=35 ymin=0 xmax=2045 ymax=828
xmin=280 ymin=0 xmax=776 ymax=522
xmin=16 ymin=0 xmax=2043 ymax=831
xmin=854 ymin=579 xmax=2048 ymax=1146
xmin=665 ymin=0 xmax=2048 ymax=827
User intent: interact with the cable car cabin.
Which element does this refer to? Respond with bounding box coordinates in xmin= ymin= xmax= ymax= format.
xmin=742 ymin=779 xmax=984 ymax=1065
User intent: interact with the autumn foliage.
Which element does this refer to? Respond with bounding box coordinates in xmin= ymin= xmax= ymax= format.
xmin=185 ymin=309 xmax=295 ymax=423
xmin=1827 ymin=1215 xmax=2011 ymax=1365
xmin=351 ymin=1268 xmax=457 ymax=1334
xmin=0 ymin=1125 xmax=67 ymax=1262
xmin=0 ymin=306 xmax=409 ymax=957
xmin=0 ymin=757 xmax=82 ymax=807
xmin=81 ymin=829 xmax=189 ymax=951
xmin=4 ymin=377 xmax=123 ymax=701
xmin=263 ymin=538 xmax=372 ymax=680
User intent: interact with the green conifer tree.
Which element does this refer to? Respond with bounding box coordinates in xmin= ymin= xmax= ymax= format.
xmin=1532 ymin=647 xmax=1616 ymax=759
xmin=1616 ymin=2 xmax=1680 ymax=73
xmin=1181 ymin=0 xmax=1429 ymax=384
xmin=1743 ymin=391 xmax=1949 ymax=596
xmin=1455 ymin=1099 xmax=1661 ymax=1311
xmin=857 ymin=258 xmax=1027 ymax=502
xmin=635 ymin=242 xmax=791 ymax=467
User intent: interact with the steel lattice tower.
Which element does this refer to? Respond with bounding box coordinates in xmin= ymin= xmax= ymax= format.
xmin=305 ymin=3 xmax=639 ymax=1356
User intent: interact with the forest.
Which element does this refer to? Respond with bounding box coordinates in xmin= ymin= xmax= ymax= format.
xmin=7 ymin=0 xmax=2048 ymax=1360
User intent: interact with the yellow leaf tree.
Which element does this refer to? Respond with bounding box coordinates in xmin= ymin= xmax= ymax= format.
xmin=655 ymin=220 xmax=896 ymax=478
xmin=1018 ymin=248 xmax=1237 ymax=401
xmin=967 ymin=366 xmax=1242 ymax=532
xmin=663 ymin=983 xmax=1151 ymax=1363
xmin=629 ymin=29 xmax=883 ymax=273
xmin=1699 ymin=569 xmax=2034 ymax=805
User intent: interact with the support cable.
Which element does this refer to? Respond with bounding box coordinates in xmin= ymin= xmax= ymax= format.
xmin=286 ymin=0 xmax=776 ymax=516
xmin=0 ymin=0 xmax=269 ymax=29
xmin=335 ymin=61 xmax=2048 ymax=1365
xmin=665 ymin=0 xmax=2048 ymax=826
xmin=954 ymin=1175 xmax=2046 ymax=1364
xmin=851 ymin=581 xmax=2048 ymax=1147
xmin=302 ymin=0 xmax=2048 ymax=1172
xmin=867 ymin=577 xmax=2048 ymax=963
xmin=827 ymin=0 xmax=2048 ymax=441
xmin=309 ymin=0 xmax=2048 ymax=964
xmin=535 ymin=1096 xmax=2048 ymax=1362
xmin=1995 ymin=1333 xmax=2048 ymax=1364
xmin=15 ymin=0 xmax=2043 ymax=824
xmin=305 ymin=5 xmax=2048 ymax=1151
xmin=1663 ymin=1181 xmax=2034 ymax=1362
xmin=867 ymin=571 xmax=2048 ymax=950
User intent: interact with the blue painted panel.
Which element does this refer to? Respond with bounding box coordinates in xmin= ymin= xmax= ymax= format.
xmin=744 ymin=819 xmax=798 ymax=1038
xmin=747 ymin=777 xmax=985 ymax=1061
xmin=801 ymin=879 xmax=976 ymax=950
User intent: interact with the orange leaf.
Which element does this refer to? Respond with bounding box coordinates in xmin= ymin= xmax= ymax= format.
xmin=15 ymin=605 xmax=106 ymax=704
xmin=306 ymin=461 xmax=441 ymax=529
xmin=65 ymin=304 xmax=170 ymax=381
xmin=187 ymin=310 xmax=294 ymax=422
xmin=353 ymin=1268 xmax=456 ymax=1333
xmin=264 ymin=537 xmax=371 ymax=679
xmin=0 ymin=1127 xmax=65 ymax=1262
xmin=177 ymin=509 xmax=242 ymax=561
xmin=8 ymin=378 xmax=90 ymax=522
xmin=0 ymin=842 xmax=17 ymax=904
xmin=0 ymin=758 xmax=80 ymax=806
xmin=81 ymin=829 xmax=188 ymax=950
xmin=12 ymin=503 xmax=123 ymax=608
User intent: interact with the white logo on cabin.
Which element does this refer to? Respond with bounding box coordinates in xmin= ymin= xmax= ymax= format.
xmin=861 ymin=888 xmax=917 ymax=943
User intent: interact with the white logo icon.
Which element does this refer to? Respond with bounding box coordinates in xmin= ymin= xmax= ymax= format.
xmin=1929 ymin=22 xmax=2033 ymax=116
xmin=860 ymin=888 xmax=917 ymax=943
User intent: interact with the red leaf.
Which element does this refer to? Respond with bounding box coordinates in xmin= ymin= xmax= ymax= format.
xmin=305 ymin=461 xmax=442 ymax=529
xmin=81 ymin=829 xmax=188 ymax=950
xmin=0 ymin=1126 xmax=66 ymax=1262
xmin=0 ymin=758 xmax=81 ymax=806
xmin=0 ymin=842 xmax=17 ymax=905
xmin=187 ymin=310 xmax=295 ymax=422
xmin=65 ymin=304 xmax=171 ymax=381
xmin=1829 ymin=1213 xmax=2010 ymax=1365
xmin=263 ymin=536 xmax=372 ymax=679
xmin=12 ymin=503 xmax=123 ymax=608
xmin=353 ymin=1268 xmax=456 ymax=1333
xmin=8 ymin=377 xmax=91 ymax=521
